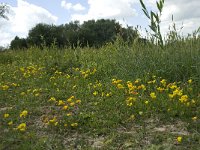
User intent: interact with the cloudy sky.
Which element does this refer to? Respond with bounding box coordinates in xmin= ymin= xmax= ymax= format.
xmin=0 ymin=0 xmax=200 ymax=47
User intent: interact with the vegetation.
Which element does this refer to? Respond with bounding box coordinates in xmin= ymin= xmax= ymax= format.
xmin=1 ymin=1 xmax=200 ymax=149
xmin=140 ymin=0 xmax=164 ymax=48
xmin=10 ymin=19 xmax=139 ymax=49
xmin=0 ymin=3 xmax=9 ymax=20
xmin=0 ymin=35 xmax=200 ymax=149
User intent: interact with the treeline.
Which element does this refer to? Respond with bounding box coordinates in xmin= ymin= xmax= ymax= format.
xmin=10 ymin=19 xmax=139 ymax=49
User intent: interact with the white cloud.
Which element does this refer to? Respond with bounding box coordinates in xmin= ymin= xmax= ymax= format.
xmin=70 ymin=0 xmax=138 ymax=23
xmin=61 ymin=0 xmax=85 ymax=11
xmin=144 ymin=0 xmax=200 ymax=36
xmin=0 ymin=0 xmax=57 ymax=47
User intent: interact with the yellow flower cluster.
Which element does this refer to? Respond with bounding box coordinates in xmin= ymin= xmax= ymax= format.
xmin=47 ymin=96 xmax=81 ymax=128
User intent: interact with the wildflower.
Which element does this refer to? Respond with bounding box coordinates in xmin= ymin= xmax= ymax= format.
xmin=106 ymin=93 xmax=111 ymax=97
xmin=192 ymin=116 xmax=197 ymax=121
xmin=188 ymin=79 xmax=192 ymax=84
xmin=191 ymin=99 xmax=196 ymax=104
xmin=117 ymin=84 xmax=124 ymax=89
xmin=130 ymin=115 xmax=135 ymax=120
xmin=160 ymin=79 xmax=167 ymax=86
xmin=145 ymin=100 xmax=149 ymax=105
xmin=2 ymin=85 xmax=9 ymax=90
xmin=17 ymin=123 xmax=26 ymax=131
xmin=49 ymin=117 xmax=57 ymax=124
xmin=93 ymin=91 xmax=98 ymax=96
xmin=75 ymin=100 xmax=81 ymax=104
xmin=20 ymin=110 xmax=28 ymax=118
xmin=70 ymin=102 xmax=75 ymax=107
xmin=64 ymin=124 xmax=68 ymax=127
xmin=112 ymin=79 xmax=122 ymax=84
xmin=35 ymin=93 xmax=39 ymax=97
xmin=49 ymin=97 xmax=56 ymax=102
xmin=72 ymin=85 xmax=77 ymax=89
xmin=8 ymin=121 xmax=13 ymax=126
xmin=137 ymin=84 xmax=145 ymax=90
xmin=4 ymin=113 xmax=9 ymax=118
xmin=139 ymin=111 xmax=143 ymax=115
xmin=67 ymin=96 xmax=74 ymax=102
xmin=71 ymin=123 xmax=78 ymax=127
xmin=134 ymin=78 xmax=141 ymax=84
xmin=157 ymin=87 xmax=165 ymax=92
xmin=58 ymin=100 xmax=65 ymax=106
xmin=173 ymin=88 xmax=183 ymax=96
xmin=62 ymin=105 xmax=68 ymax=110
xmin=20 ymin=92 xmax=26 ymax=96
xmin=66 ymin=74 xmax=70 ymax=79
xmin=66 ymin=113 xmax=72 ymax=117
xmin=150 ymin=92 xmax=156 ymax=99
xmin=168 ymin=94 xmax=174 ymax=99
xmin=11 ymin=83 xmax=17 ymax=87
xmin=54 ymin=122 xmax=58 ymax=126
xmin=179 ymin=95 xmax=188 ymax=103
xmin=177 ymin=136 xmax=182 ymax=143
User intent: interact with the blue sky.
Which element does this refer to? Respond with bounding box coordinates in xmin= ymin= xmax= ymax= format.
xmin=0 ymin=0 xmax=200 ymax=47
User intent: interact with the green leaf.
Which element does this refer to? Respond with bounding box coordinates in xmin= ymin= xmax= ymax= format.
xmin=156 ymin=2 xmax=161 ymax=12
xmin=139 ymin=0 xmax=147 ymax=10
xmin=142 ymin=9 xmax=150 ymax=19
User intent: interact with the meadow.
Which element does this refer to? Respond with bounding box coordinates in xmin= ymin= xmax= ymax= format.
xmin=0 ymin=37 xmax=200 ymax=149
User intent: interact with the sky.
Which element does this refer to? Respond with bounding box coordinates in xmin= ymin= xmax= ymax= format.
xmin=0 ymin=0 xmax=200 ymax=47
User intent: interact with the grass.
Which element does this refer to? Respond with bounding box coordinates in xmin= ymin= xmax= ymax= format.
xmin=0 ymin=38 xmax=200 ymax=149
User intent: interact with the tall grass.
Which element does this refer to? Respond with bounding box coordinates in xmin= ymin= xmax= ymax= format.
xmin=0 ymin=35 xmax=200 ymax=149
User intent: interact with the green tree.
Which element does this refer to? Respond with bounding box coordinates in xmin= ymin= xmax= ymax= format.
xmin=10 ymin=36 xmax=27 ymax=49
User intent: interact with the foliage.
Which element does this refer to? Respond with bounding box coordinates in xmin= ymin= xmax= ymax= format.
xmin=10 ymin=36 xmax=28 ymax=50
xmin=9 ymin=19 xmax=139 ymax=49
xmin=0 ymin=35 xmax=200 ymax=149
xmin=139 ymin=0 xmax=164 ymax=48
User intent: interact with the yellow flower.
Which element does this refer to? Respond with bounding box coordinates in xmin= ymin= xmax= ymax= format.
xmin=75 ymin=100 xmax=81 ymax=104
xmin=49 ymin=97 xmax=56 ymax=102
xmin=67 ymin=96 xmax=74 ymax=102
xmin=168 ymin=94 xmax=174 ymax=99
xmin=150 ymin=92 xmax=156 ymax=99
xmin=17 ymin=123 xmax=26 ymax=131
xmin=64 ymin=124 xmax=68 ymax=127
xmin=188 ymin=79 xmax=192 ymax=84
xmin=117 ymin=84 xmax=124 ymax=89
xmin=192 ymin=116 xmax=197 ymax=121
xmin=4 ymin=113 xmax=9 ymax=118
xmin=173 ymin=88 xmax=183 ymax=96
xmin=145 ymin=100 xmax=149 ymax=105
xmin=112 ymin=79 xmax=122 ymax=84
xmin=20 ymin=92 xmax=26 ymax=96
xmin=2 ymin=85 xmax=9 ymax=90
xmin=66 ymin=113 xmax=72 ymax=117
xmin=20 ymin=110 xmax=28 ymax=118
xmin=134 ymin=78 xmax=141 ymax=84
xmin=8 ymin=121 xmax=13 ymax=126
xmin=177 ymin=136 xmax=182 ymax=143
xmin=70 ymin=102 xmax=75 ymax=106
xmin=58 ymin=100 xmax=65 ymax=106
xmin=157 ymin=87 xmax=165 ymax=92
xmin=71 ymin=123 xmax=78 ymax=127
xmin=49 ymin=117 xmax=57 ymax=123
xmin=129 ymin=115 xmax=135 ymax=120
xmin=179 ymin=95 xmax=188 ymax=103
xmin=62 ymin=105 xmax=68 ymax=110
xmin=160 ymin=79 xmax=167 ymax=86
xmin=54 ymin=122 xmax=58 ymax=126
xmin=93 ymin=91 xmax=98 ymax=96
xmin=139 ymin=111 xmax=143 ymax=115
